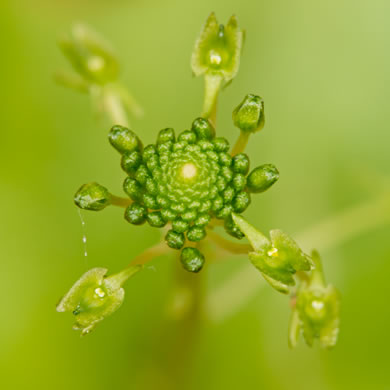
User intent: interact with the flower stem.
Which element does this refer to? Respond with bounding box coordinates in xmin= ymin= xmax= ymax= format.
xmin=231 ymin=131 xmax=250 ymax=155
xmin=110 ymin=194 xmax=133 ymax=208
xmin=129 ymin=241 xmax=170 ymax=267
xmin=207 ymin=229 xmax=252 ymax=254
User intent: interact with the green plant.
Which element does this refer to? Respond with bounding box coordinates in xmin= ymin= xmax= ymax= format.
xmin=56 ymin=14 xmax=340 ymax=349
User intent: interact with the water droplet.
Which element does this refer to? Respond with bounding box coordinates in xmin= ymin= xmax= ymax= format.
xmin=267 ymin=247 xmax=278 ymax=257
xmin=209 ymin=50 xmax=222 ymax=65
xmin=94 ymin=287 xmax=106 ymax=298
xmin=312 ymin=300 xmax=324 ymax=311
xmin=78 ymin=209 xmax=88 ymax=258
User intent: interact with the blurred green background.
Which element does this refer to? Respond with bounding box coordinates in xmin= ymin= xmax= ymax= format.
xmin=1 ymin=0 xmax=389 ymax=389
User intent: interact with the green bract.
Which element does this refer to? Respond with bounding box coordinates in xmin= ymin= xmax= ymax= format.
xmin=233 ymin=94 xmax=265 ymax=133
xmin=232 ymin=214 xmax=313 ymax=293
xmin=289 ymin=251 xmax=340 ymax=348
xmin=56 ymin=266 xmax=141 ymax=335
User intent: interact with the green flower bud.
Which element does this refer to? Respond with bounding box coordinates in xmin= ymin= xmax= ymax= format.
xmin=224 ymin=215 xmax=244 ymax=239
xmin=121 ymin=151 xmax=142 ymax=174
xmin=233 ymin=94 xmax=265 ymax=133
xmin=125 ymin=203 xmax=147 ymax=225
xmin=123 ymin=177 xmax=143 ymax=201
xmin=180 ymin=247 xmax=205 ymax=273
xmin=290 ymin=252 xmax=340 ymax=349
xmin=232 ymin=153 xmax=250 ymax=174
xmin=187 ymin=226 xmax=206 ymax=242
xmin=157 ymin=128 xmax=175 ymax=144
xmin=146 ymin=211 xmax=166 ymax=228
xmin=191 ymin=118 xmax=215 ymax=140
xmin=108 ymin=125 xmax=142 ymax=154
xmin=247 ymin=164 xmax=279 ymax=193
xmin=232 ymin=191 xmax=251 ymax=213
xmin=172 ymin=219 xmax=190 ymax=233
xmin=56 ymin=265 xmax=141 ymax=335
xmin=232 ymin=214 xmax=312 ymax=294
xmin=178 ymin=130 xmax=197 ymax=144
xmin=74 ymin=182 xmax=111 ymax=211
xmin=213 ymin=137 xmax=230 ymax=152
xmin=165 ymin=229 xmax=185 ymax=249
xmin=232 ymin=173 xmax=247 ymax=191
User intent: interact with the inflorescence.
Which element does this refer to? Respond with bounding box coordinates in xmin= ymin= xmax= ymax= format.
xmin=75 ymin=116 xmax=278 ymax=273
xmin=57 ymin=13 xmax=340 ymax=348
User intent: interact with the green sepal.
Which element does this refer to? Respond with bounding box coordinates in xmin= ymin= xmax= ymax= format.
xmin=56 ymin=265 xmax=142 ymax=335
xmin=74 ymin=182 xmax=111 ymax=211
xmin=232 ymin=214 xmax=313 ymax=294
xmin=232 ymin=94 xmax=265 ymax=133
xmin=191 ymin=13 xmax=244 ymax=82
xmin=293 ymin=251 xmax=341 ymax=349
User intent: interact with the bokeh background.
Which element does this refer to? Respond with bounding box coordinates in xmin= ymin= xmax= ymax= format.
xmin=1 ymin=0 xmax=389 ymax=389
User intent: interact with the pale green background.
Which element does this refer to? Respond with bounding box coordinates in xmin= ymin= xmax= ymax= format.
xmin=1 ymin=0 xmax=389 ymax=389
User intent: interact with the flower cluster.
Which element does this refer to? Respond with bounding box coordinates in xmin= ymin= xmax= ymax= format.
xmin=75 ymin=116 xmax=279 ymax=272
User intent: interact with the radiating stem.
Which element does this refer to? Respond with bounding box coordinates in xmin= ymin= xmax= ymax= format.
xmin=207 ymin=229 xmax=252 ymax=254
xmin=231 ymin=131 xmax=250 ymax=155
xmin=129 ymin=241 xmax=170 ymax=266
xmin=103 ymin=87 xmax=129 ymax=127
xmin=110 ymin=194 xmax=133 ymax=208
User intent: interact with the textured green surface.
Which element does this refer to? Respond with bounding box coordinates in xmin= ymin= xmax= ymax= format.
xmin=1 ymin=0 xmax=390 ymax=389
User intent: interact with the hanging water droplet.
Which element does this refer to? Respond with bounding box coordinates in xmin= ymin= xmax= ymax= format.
xmin=78 ymin=209 xmax=88 ymax=258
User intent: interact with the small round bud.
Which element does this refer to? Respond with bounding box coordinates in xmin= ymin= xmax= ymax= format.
xmin=232 ymin=173 xmax=246 ymax=191
xmin=223 ymin=186 xmax=235 ymax=203
xmin=181 ymin=210 xmax=197 ymax=222
xmin=247 ymin=164 xmax=279 ymax=193
xmin=165 ymin=229 xmax=185 ymax=249
xmin=187 ymin=226 xmax=206 ymax=241
xmin=178 ymin=130 xmax=197 ymax=144
xmin=232 ymin=94 xmax=265 ymax=133
xmin=233 ymin=191 xmax=251 ymax=213
xmin=172 ymin=218 xmax=190 ymax=233
xmin=198 ymin=200 xmax=212 ymax=213
xmin=212 ymin=137 xmax=230 ymax=152
xmin=212 ymin=196 xmax=224 ymax=212
xmin=224 ymin=215 xmax=245 ymax=239
xmin=161 ymin=209 xmax=177 ymax=222
xmin=108 ymin=125 xmax=142 ymax=154
xmin=135 ymin=165 xmax=149 ymax=185
xmin=194 ymin=213 xmax=211 ymax=227
xmin=232 ymin=153 xmax=250 ymax=174
xmin=146 ymin=211 xmax=166 ymax=228
xmin=142 ymin=144 xmax=157 ymax=161
xmin=219 ymin=152 xmax=232 ymax=167
xmin=74 ymin=182 xmax=111 ymax=211
xmin=180 ymin=247 xmax=205 ymax=273
xmin=123 ymin=177 xmax=143 ymax=201
xmin=121 ymin=151 xmax=142 ymax=175
xmin=124 ymin=203 xmax=147 ymax=225
xmin=157 ymin=128 xmax=175 ymax=144
xmin=143 ymin=193 xmax=158 ymax=209
xmin=191 ymin=118 xmax=216 ymax=140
